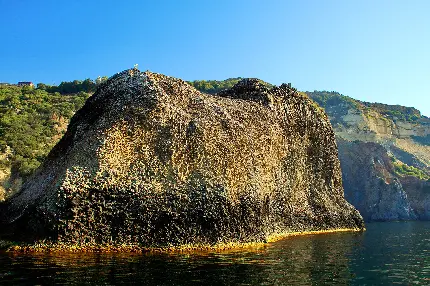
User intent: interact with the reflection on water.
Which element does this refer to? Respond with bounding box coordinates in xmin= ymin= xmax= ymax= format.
xmin=1 ymin=222 xmax=430 ymax=285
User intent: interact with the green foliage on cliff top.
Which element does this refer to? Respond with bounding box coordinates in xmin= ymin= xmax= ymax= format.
xmin=393 ymin=161 xmax=430 ymax=180
xmin=362 ymin=102 xmax=427 ymax=123
xmin=0 ymin=85 xmax=89 ymax=177
xmin=37 ymin=76 xmax=108 ymax=95
xmin=307 ymin=90 xmax=429 ymax=124
xmin=188 ymin=78 xmax=274 ymax=94
xmin=306 ymin=91 xmax=360 ymax=110
xmin=187 ymin=78 xmax=243 ymax=94
xmin=305 ymin=91 xmax=362 ymax=126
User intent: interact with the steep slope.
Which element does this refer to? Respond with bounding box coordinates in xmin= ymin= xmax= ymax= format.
xmin=337 ymin=139 xmax=416 ymax=221
xmin=0 ymin=85 xmax=89 ymax=201
xmin=307 ymin=91 xmax=430 ymax=221
xmin=0 ymin=70 xmax=363 ymax=249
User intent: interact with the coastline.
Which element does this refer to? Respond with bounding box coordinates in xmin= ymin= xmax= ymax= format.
xmin=1 ymin=227 xmax=365 ymax=254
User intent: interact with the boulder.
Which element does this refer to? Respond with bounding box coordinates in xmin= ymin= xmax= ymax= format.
xmin=0 ymin=69 xmax=364 ymax=248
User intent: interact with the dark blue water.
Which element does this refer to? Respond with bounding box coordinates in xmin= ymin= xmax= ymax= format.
xmin=1 ymin=221 xmax=429 ymax=285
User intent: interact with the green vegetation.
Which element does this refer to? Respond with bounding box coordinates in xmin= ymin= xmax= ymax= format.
xmin=306 ymin=91 xmax=361 ymax=110
xmin=188 ymin=77 xmax=274 ymax=94
xmin=305 ymin=91 xmax=362 ymax=126
xmin=0 ymin=85 xmax=89 ymax=179
xmin=393 ymin=161 xmax=430 ymax=180
xmin=362 ymin=102 xmax=427 ymax=123
xmin=37 ymin=76 xmax=108 ymax=95
xmin=307 ymin=91 xmax=430 ymax=124
xmin=187 ymin=78 xmax=244 ymax=94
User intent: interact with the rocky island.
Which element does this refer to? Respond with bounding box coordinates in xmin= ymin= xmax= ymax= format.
xmin=0 ymin=69 xmax=364 ymax=251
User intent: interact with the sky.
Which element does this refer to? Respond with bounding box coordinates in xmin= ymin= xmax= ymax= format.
xmin=1 ymin=0 xmax=429 ymax=115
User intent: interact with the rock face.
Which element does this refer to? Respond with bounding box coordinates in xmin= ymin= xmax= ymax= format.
xmin=338 ymin=139 xmax=416 ymax=221
xmin=308 ymin=91 xmax=430 ymax=222
xmin=0 ymin=70 xmax=363 ymax=247
xmin=399 ymin=176 xmax=430 ymax=220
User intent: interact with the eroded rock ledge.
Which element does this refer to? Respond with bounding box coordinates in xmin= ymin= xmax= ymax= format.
xmin=0 ymin=69 xmax=364 ymax=249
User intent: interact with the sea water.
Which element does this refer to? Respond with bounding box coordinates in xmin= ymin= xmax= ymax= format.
xmin=0 ymin=221 xmax=429 ymax=285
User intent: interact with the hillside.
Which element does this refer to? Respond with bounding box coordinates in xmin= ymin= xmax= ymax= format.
xmin=306 ymin=91 xmax=430 ymax=221
xmin=0 ymin=85 xmax=89 ymax=200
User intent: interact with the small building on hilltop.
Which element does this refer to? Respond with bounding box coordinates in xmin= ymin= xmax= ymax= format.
xmin=17 ymin=82 xmax=34 ymax=87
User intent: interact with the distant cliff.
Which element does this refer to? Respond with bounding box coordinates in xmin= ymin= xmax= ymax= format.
xmin=0 ymin=70 xmax=363 ymax=249
xmin=307 ymin=91 xmax=430 ymax=221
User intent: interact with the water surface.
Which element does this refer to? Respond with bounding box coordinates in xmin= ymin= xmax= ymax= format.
xmin=1 ymin=221 xmax=429 ymax=285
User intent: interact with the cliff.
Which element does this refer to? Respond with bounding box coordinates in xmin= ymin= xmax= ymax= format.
xmin=337 ymin=139 xmax=417 ymax=221
xmin=308 ymin=91 xmax=430 ymax=221
xmin=0 ymin=70 xmax=363 ymax=249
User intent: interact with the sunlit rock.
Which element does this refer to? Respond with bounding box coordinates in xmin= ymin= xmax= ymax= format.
xmin=0 ymin=69 xmax=364 ymax=248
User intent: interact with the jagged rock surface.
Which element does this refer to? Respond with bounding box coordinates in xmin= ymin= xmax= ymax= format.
xmin=400 ymin=177 xmax=430 ymax=219
xmin=338 ymin=139 xmax=417 ymax=221
xmin=307 ymin=91 xmax=430 ymax=222
xmin=0 ymin=70 xmax=364 ymax=247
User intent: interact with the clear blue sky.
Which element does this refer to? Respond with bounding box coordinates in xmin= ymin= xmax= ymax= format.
xmin=1 ymin=0 xmax=429 ymax=115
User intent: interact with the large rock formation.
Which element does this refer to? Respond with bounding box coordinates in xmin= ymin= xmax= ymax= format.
xmin=308 ymin=91 xmax=430 ymax=221
xmin=0 ymin=70 xmax=363 ymax=248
